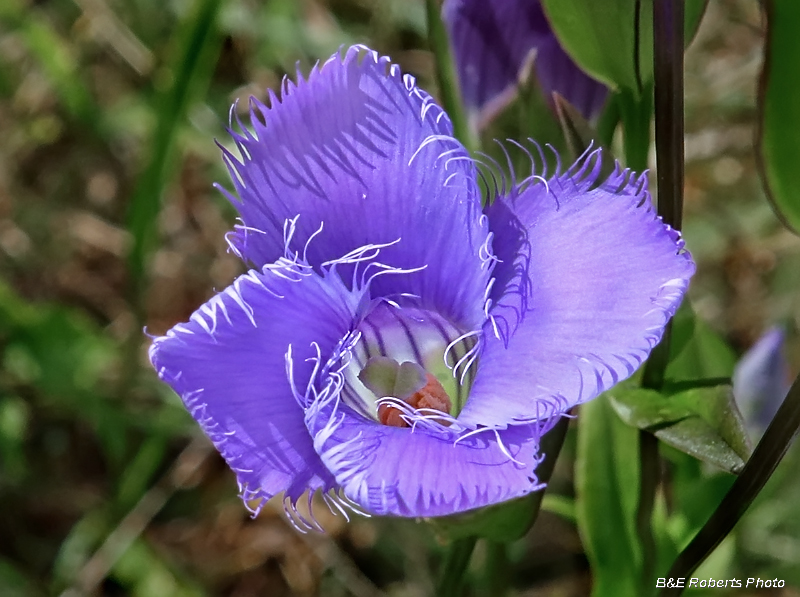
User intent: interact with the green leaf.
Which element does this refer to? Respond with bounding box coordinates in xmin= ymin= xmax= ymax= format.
xmin=126 ymin=0 xmax=223 ymax=291
xmin=541 ymin=0 xmax=707 ymax=96
xmin=425 ymin=0 xmax=476 ymax=152
xmin=661 ymin=372 xmax=800 ymax=592
xmin=608 ymin=385 xmax=752 ymax=474
xmin=665 ymin=302 xmax=736 ymax=382
xmin=541 ymin=494 xmax=576 ymax=523
xmin=576 ymin=394 xmax=642 ymax=597
xmin=757 ymin=0 xmax=800 ymax=234
xmin=541 ymin=0 xmax=651 ymax=94
xmin=684 ymin=0 xmax=709 ymax=46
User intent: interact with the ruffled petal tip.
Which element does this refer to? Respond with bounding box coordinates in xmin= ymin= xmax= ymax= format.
xmin=459 ymin=147 xmax=694 ymax=428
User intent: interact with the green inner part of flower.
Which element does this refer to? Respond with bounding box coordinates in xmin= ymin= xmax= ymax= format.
xmin=343 ymin=306 xmax=476 ymax=421
xmin=357 ymin=357 xmax=428 ymax=401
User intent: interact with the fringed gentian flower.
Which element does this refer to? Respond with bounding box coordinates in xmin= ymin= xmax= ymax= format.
xmin=442 ymin=0 xmax=608 ymax=129
xmin=733 ymin=327 xmax=791 ymax=435
xmin=149 ymin=46 xmax=693 ymax=528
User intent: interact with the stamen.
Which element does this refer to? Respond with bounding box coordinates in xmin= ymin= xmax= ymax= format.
xmin=378 ymin=372 xmax=452 ymax=428
xmin=343 ymin=304 xmax=478 ymax=423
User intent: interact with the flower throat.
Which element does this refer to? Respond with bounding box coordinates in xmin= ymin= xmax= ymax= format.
xmin=343 ymin=303 xmax=478 ymax=428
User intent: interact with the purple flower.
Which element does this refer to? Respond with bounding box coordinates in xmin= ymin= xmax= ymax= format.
xmin=149 ymin=46 xmax=693 ymax=526
xmin=442 ymin=0 xmax=608 ymax=129
xmin=733 ymin=327 xmax=791 ymax=434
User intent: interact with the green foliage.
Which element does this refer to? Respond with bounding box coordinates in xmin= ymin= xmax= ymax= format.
xmin=541 ymin=0 xmax=652 ymax=94
xmin=0 ymin=0 xmax=798 ymax=595
xmin=126 ymin=0 xmax=223 ymax=288
xmin=757 ymin=0 xmax=800 ymax=234
xmin=0 ymin=0 xmax=98 ymax=130
xmin=541 ymin=0 xmax=707 ymax=95
xmin=609 ymin=384 xmax=751 ymax=474
xmin=576 ymin=394 xmax=643 ymax=597
xmin=431 ymin=493 xmax=545 ymax=543
xmin=665 ymin=303 xmax=737 ymax=382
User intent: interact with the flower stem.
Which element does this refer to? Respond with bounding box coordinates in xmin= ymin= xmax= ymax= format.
xmin=424 ymin=0 xmax=478 ymax=153
xmin=636 ymin=429 xmax=660 ymax=594
xmin=653 ymin=0 xmax=686 ymax=232
xmin=481 ymin=540 xmax=510 ymax=596
xmin=436 ymin=536 xmax=477 ymax=597
xmin=635 ymin=2 xmax=687 ymax=594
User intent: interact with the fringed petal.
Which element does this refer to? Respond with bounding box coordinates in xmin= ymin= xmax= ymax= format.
xmin=458 ymin=149 xmax=695 ymax=427
xmin=220 ymin=45 xmax=489 ymax=330
xmin=303 ymin=378 xmax=557 ymax=517
xmin=149 ymin=257 xmax=362 ymax=513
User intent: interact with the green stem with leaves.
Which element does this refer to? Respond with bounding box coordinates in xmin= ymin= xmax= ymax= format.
xmin=631 ymin=1 xmax=687 ymax=593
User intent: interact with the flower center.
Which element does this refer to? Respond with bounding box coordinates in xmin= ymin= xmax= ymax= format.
xmin=357 ymin=357 xmax=452 ymax=427
xmin=342 ymin=303 xmax=477 ymax=427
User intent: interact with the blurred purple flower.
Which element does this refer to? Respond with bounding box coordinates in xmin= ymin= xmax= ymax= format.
xmin=733 ymin=327 xmax=791 ymax=433
xmin=148 ymin=46 xmax=693 ymax=526
xmin=442 ymin=0 xmax=608 ymax=129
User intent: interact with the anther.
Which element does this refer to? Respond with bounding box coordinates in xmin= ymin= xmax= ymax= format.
xmin=378 ymin=373 xmax=452 ymax=428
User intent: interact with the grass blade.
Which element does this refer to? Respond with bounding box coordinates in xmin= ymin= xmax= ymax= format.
xmin=125 ymin=0 xmax=223 ymax=295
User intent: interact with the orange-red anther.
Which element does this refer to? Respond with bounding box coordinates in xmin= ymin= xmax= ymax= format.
xmin=378 ymin=373 xmax=452 ymax=428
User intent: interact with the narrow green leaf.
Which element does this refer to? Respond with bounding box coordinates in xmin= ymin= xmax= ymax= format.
xmin=654 ymin=418 xmax=745 ymax=475
xmin=115 ymin=437 xmax=168 ymax=511
xmin=541 ymin=494 xmax=577 ymax=523
xmin=607 ymin=385 xmax=691 ymax=430
xmin=436 ymin=537 xmax=477 ymax=597
xmin=126 ymin=0 xmax=223 ymax=292
xmin=684 ymin=0 xmax=708 ymax=46
xmin=576 ymin=395 xmax=642 ymax=597
xmin=756 ymin=0 xmax=800 ymax=234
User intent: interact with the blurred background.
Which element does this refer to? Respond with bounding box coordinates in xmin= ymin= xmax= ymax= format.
xmin=0 ymin=0 xmax=798 ymax=595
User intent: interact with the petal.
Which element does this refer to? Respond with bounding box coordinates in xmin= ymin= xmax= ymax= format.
xmin=442 ymin=0 xmax=607 ymax=128
xmin=733 ymin=327 xmax=791 ymax=431
xmin=221 ymin=45 xmax=489 ymax=330
xmin=305 ymin=392 xmax=555 ymax=517
xmin=532 ymin=35 xmax=608 ymax=122
xmin=149 ymin=260 xmax=361 ymax=510
xmin=458 ymin=151 xmax=695 ymax=427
